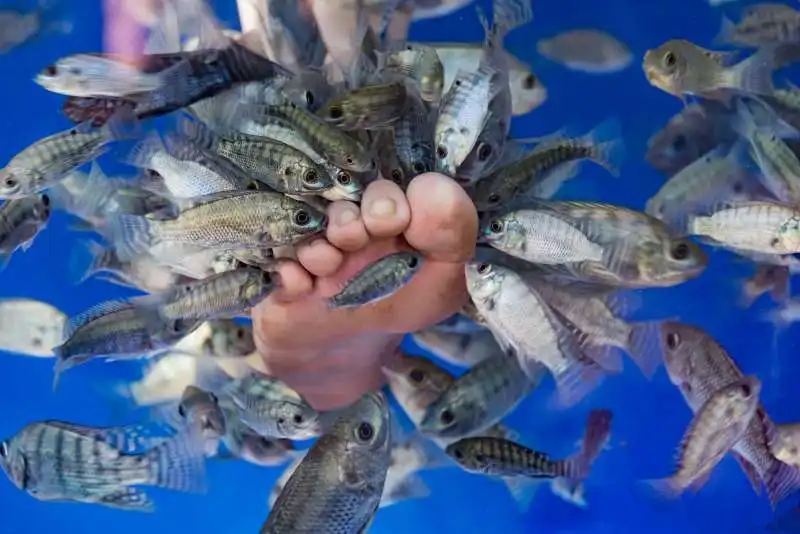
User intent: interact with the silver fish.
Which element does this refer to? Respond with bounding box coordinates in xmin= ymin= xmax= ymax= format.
xmin=410 ymin=328 xmax=495 ymax=368
xmin=537 ymin=30 xmax=632 ymax=74
xmin=261 ymin=392 xmax=391 ymax=533
xmin=0 ymin=298 xmax=66 ymax=358
xmin=178 ymin=385 xmax=226 ymax=457
xmin=0 ymin=193 xmax=50 ymax=267
xmin=329 ymin=251 xmax=423 ymax=308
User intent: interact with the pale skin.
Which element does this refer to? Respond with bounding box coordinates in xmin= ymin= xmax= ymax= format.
xmin=104 ymin=0 xmax=479 ymax=410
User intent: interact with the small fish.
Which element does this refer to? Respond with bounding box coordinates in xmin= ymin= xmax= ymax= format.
xmin=429 ymin=43 xmax=546 ymax=116
xmin=134 ymin=266 xmax=278 ymax=324
xmin=646 ymin=376 xmax=762 ymax=497
xmin=0 ymin=420 xmax=205 ymax=512
xmin=0 ymin=194 xmax=50 ymax=267
xmin=471 ymin=120 xmax=623 ymax=211
xmin=659 ymin=321 xmax=800 ymax=506
xmin=377 ymin=44 xmax=445 ymax=103
xmin=319 ymin=81 xmax=408 ymax=130
xmin=446 ymin=409 xmax=612 ymax=479
xmin=410 ymin=328 xmax=495 ymax=368
xmin=740 ymin=263 xmax=790 ymax=308
xmin=263 ymin=0 xmax=327 ymax=71
xmin=643 ymin=40 xmax=775 ymax=100
xmin=178 ymin=385 xmax=226 ymax=457
xmin=53 ymin=300 xmax=195 ymax=385
xmin=223 ymin=414 xmax=296 ymax=467
xmin=201 ymin=319 xmax=257 ymax=359
xmin=419 ymin=350 xmax=540 ymax=439
xmin=107 ymin=190 xmax=326 ymax=262
xmin=0 ymin=298 xmax=66 ymax=357
xmin=716 ymin=4 xmax=800 ymax=48
xmin=0 ymin=2 xmax=71 ymax=54
xmin=537 ymin=30 xmax=632 ymax=74
xmin=0 ymin=114 xmax=134 ymax=198
xmin=222 ymin=373 xmax=321 ymax=440
xmin=771 ymin=423 xmax=800 ymax=469
xmin=261 ymin=392 xmax=391 ymax=533
xmin=688 ymin=202 xmax=800 ymax=254
xmin=329 ymin=251 xmax=423 ymax=309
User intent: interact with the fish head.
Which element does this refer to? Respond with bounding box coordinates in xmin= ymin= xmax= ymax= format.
xmin=772 ymin=424 xmax=800 ymax=469
xmin=382 ymin=351 xmax=451 ymax=422
xmin=208 ymin=320 xmax=255 ymax=357
xmin=240 ymin=434 xmax=294 ymax=467
xmin=480 ymin=212 xmax=515 ymax=247
xmin=719 ymin=376 xmax=762 ymax=417
xmin=156 ymin=317 xmax=202 ymax=345
xmin=35 ymin=57 xmax=88 ymax=96
xmin=658 ymin=321 xmax=709 ymax=388
xmin=419 ymin=393 xmax=476 ymax=439
xmin=640 ymin=236 xmax=707 ymax=286
xmin=645 ymin=105 xmax=716 ymax=175
xmin=328 ymin=169 xmax=365 ymax=202
xmin=335 ymin=391 xmax=391 ymax=458
xmin=0 ymin=168 xmax=27 ymax=199
xmin=273 ymin=400 xmax=321 ymax=440
xmin=180 ymin=387 xmax=227 ymax=440
xmin=0 ymin=435 xmax=27 ymax=491
xmin=508 ymin=69 xmax=547 ymax=116
xmin=285 ymin=203 xmax=328 ymax=240
xmin=285 ymin=160 xmax=333 ymax=194
xmin=434 ymin=126 xmax=472 ymax=177
xmin=465 ymin=261 xmax=505 ymax=306
xmin=241 ymin=268 xmax=279 ymax=305
xmin=444 ymin=439 xmax=491 ymax=474
xmin=642 ymin=40 xmax=688 ymax=96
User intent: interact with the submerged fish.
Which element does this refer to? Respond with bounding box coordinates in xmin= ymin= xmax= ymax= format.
xmin=0 ymin=194 xmax=50 ymax=267
xmin=0 ymin=298 xmax=66 ymax=357
xmin=537 ymin=30 xmax=632 ymax=73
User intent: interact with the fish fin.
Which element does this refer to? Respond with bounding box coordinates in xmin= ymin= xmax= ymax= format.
xmin=503 ymin=476 xmax=545 ymax=511
xmin=175 ymin=114 xmax=221 ymax=152
xmin=549 ymin=359 xmax=605 ymax=409
xmin=123 ymin=131 xmax=167 ymax=170
xmin=582 ymin=345 xmax=624 ymax=374
xmin=107 ymin=214 xmax=156 ymax=261
xmin=644 ymin=476 xmax=683 ymax=499
xmin=68 ymin=239 xmax=114 ymax=285
xmin=686 ymin=469 xmax=713 ymax=494
xmin=384 ymin=473 xmax=430 ymax=506
xmin=0 ymin=249 xmax=13 ymax=271
xmin=99 ymin=488 xmax=155 ymax=512
xmin=713 ymin=15 xmax=738 ymax=47
xmin=405 ymin=431 xmax=453 ymax=470
xmin=765 ymin=458 xmax=800 ymax=508
xmin=146 ymin=428 xmax=207 ymax=493
xmin=626 ymin=321 xmax=664 ymax=379
xmin=583 ymin=118 xmax=625 ymax=176
xmin=732 ymin=450 xmax=763 ymax=496
xmin=580 ymin=409 xmax=613 ymax=466
xmin=63 ymin=300 xmax=134 ymax=340
xmin=725 ymin=47 xmax=776 ymax=96
xmin=550 ymin=477 xmax=587 ymax=508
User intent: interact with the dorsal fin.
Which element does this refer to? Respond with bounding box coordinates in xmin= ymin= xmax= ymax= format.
xmin=63 ymin=300 xmax=134 ymax=340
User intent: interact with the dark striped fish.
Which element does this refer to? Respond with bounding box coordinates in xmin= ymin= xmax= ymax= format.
xmin=0 ymin=420 xmax=205 ymax=512
xmin=0 ymin=194 xmax=50 ymax=267
xmin=445 ymin=409 xmax=612 ymax=479
xmin=328 ymin=251 xmax=423 ymax=309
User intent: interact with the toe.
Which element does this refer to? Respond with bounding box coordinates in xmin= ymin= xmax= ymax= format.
xmin=296 ymin=238 xmax=344 ymax=277
xmin=326 ymin=201 xmax=370 ymax=252
xmin=270 ymin=259 xmax=314 ymax=302
xmin=361 ymin=179 xmax=411 ymax=238
xmin=405 ymin=173 xmax=479 ymax=263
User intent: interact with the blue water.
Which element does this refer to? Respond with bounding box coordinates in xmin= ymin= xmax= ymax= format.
xmin=0 ymin=0 xmax=797 ymax=532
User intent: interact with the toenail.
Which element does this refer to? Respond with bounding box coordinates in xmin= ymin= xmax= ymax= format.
xmin=369 ymin=198 xmax=396 ymax=218
xmin=336 ymin=208 xmax=358 ymax=226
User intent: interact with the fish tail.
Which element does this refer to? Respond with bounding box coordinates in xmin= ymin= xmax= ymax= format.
xmin=584 ymin=117 xmax=625 ymax=176
xmin=123 ymin=131 xmax=167 ymax=170
xmin=712 ymin=15 xmax=737 ymax=46
xmin=502 ymin=476 xmax=545 ymax=511
xmin=560 ymin=409 xmax=613 ymax=480
xmin=175 ymin=115 xmax=220 ymax=152
xmin=107 ymin=214 xmax=155 ymax=261
xmin=644 ymin=476 xmax=684 ymax=499
xmin=732 ymin=450 xmax=763 ymax=495
xmin=146 ymin=429 xmax=207 ymax=494
xmin=626 ymin=321 xmax=664 ymax=379
xmin=549 ymin=478 xmax=587 ymax=508
xmin=728 ymin=48 xmax=776 ymax=96
xmin=490 ymin=0 xmax=533 ymax=36
xmin=549 ymin=360 xmax=606 ymax=409
xmin=68 ymin=239 xmax=113 ymax=285
xmin=765 ymin=457 xmax=800 ymax=508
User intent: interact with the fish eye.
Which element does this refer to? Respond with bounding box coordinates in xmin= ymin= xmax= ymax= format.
xmin=670 ymin=241 xmax=691 ymax=260
xmin=409 ymin=369 xmax=426 ymax=383
xmin=338 ymin=172 xmax=352 ymax=185
xmin=236 ymin=328 xmax=246 ymax=339
xmin=246 ymin=180 xmax=259 ymax=191
xmin=452 ymin=448 xmax=464 ymax=460
xmin=292 ymin=414 xmax=304 ymax=425
xmin=305 ymin=91 xmax=315 ymax=108
xmin=489 ymin=220 xmax=503 ymax=233
xmin=208 ymin=392 xmax=219 ymax=405
xmin=487 ymin=193 xmax=501 ymax=205
xmin=258 ymin=438 xmax=274 ymax=449
xmin=304 ymin=169 xmax=319 ymax=184
xmin=328 ymin=105 xmax=344 ymax=120
xmin=356 ymin=422 xmax=374 ymax=442
xmin=671 ymin=134 xmax=687 ymax=152
xmin=178 ymin=404 xmax=186 ymax=418
xmin=474 ymin=452 xmax=487 ymax=464
xmin=406 ymin=255 xmax=419 ymax=269
xmin=412 ymin=161 xmax=426 ymax=174
xmin=740 ymin=383 xmax=752 ymax=398
xmin=345 ymin=156 xmax=354 ymax=165
xmin=522 ymin=73 xmax=537 ymax=90
xmin=277 ymin=417 xmax=285 ymax=425
xmin=477 ymin=143 xmax=493 ymax=162
xmin=171 ymin=319 xmax=186 ymax=333
xmin=41 ymin=194 xmax=50 ymax=208
xmin=5 ymin=177 xmax=18 ymax=188
xmin=439 ymin=409 xmax=455 ymax=425
xmin=293 ymin=210 xmax=311 ymax=226
xmin=43 ymin=64 xmax=57 ymax=77
xmin=663 ymin=51 xmax=677 ymax=68
xmin=390 ymin=169 xmax=403 ymax=183
xmin=476 ymin=262 xmax=491 ymax=275
xmin=666 ymin=332 xmax=681 ymax=350
xmin=436 ymin=145 xmax=448 ymax=159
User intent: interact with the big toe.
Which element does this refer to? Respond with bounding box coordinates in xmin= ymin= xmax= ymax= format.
xmin=404 ymin=173 xmax=479 ymax=263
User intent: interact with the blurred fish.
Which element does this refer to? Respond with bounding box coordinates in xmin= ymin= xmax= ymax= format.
xmin=0 ymin=1 xmax=71 ymax=54
xmin=393 ymin=83 xmax=436 ymax=180
xmin=429 ymin=43 xmax=546 ymax=116
xmin=643 ymin=40 xmax=776 ymax=100
xmin=646 ymin=376 xmax=762 ymax=497
xmin=178 ymin=385 xmax=226 ymax=457
xmin=62 ymin=95 xmax=131 ymax=128
xmin=659 ymin=321 xmax=800 ymax=506
xmin=199 ymin=319 xmax=257 ymax=358
xmin=771 ymin=423 xmax=800 ymax=469
xmin=261 ymin=392 xmax=391 ymax=533
xmin=319 ymin=80 xmax=408 ymax=130
xmin=0 ymin=419 xmax=205 ymax=511
xmin=446 ymin=409 xmax=612 ymax=479
xmin=377 ymin=43 xmax=444 ymax=103
xmin=716 ymin=4 xmax=800 ymax=48
xmin=0 ymin=194 xmax=50 ymax=267
xmin=740 ymin=263 xmax=790 ymax=307
xmin=222 ymin=373 xmax=320 ymax=440
xmin=263 ymin=0 xmax=327 ymax=71
xmin=537 ymin=30 xmax=632 ymax=74
xmin=410 ymin=328 xmax=495 ymax=367
xmin=329 ymin=251 xmax=423 ymax=308
xmin=222 ymin=411 xmax=296 ymax=467
xmin=420 ymin=350 xmax=541 ymax=439
xmin=0 ymin=298 xmax=66 ymax=357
